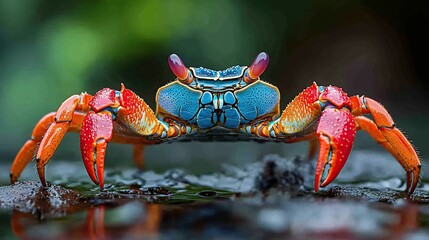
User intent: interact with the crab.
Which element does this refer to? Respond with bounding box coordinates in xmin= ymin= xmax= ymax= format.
xmin=10 ymin=52 xmax=421 ymax=195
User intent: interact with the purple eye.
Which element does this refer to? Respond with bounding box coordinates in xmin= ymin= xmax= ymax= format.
xmin=248 ymin=52 xmax=269 ymax=80
xmin=168 ymin=54 xmax=189 ymax=81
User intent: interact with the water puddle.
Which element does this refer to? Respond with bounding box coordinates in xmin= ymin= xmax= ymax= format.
xmin=1 ymin=151 xmax=428 ymax=239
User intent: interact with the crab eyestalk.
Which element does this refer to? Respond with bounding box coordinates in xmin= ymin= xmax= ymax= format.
xmin=168 ymin=54 xmax=193 ymax=84
xmin=244 ymin=52 xmax=269 ymax=84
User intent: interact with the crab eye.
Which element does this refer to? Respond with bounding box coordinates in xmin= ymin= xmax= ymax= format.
xmin=244 ymin=52 xmax=269 ymax=83
xmin=168 ymin=54 xmax=192 ymax=84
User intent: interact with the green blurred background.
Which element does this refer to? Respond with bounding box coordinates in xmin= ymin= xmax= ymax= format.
xmin=0 ymin=0 xmax=428 ymax=174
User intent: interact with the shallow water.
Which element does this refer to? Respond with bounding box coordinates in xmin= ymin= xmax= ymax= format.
xmin=1 ymin=151 xmax=428 ymax=239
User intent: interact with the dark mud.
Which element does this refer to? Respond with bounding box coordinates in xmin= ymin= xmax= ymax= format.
xmin=0 ymin=151 xmax=428 ymax=239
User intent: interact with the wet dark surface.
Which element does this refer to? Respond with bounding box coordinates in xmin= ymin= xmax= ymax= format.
xmin=1 ymin=152 xmax=429 ymax=239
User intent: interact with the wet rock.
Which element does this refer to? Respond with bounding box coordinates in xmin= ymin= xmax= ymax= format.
xmin=170 ymin=154 xmax=314 ymax=193
xmin=0 ymin=181 xmax=86 ymax=217
xmin=118 ymin=187 xmax=172 ymax=196
xmin=255 ymin=155 xmax=308 ymax=192
xmin=320 ymin=185 xmax=404 ymax=203
xmin=1 ymin=151 xmax=428 ymax=239
xmin=318 ymin=184 xmax=429 ymax=203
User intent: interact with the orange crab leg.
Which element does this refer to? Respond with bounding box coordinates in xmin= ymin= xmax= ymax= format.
xmin=10 ymin=113 xmax=54 ymax=183
xmin=10 ymin=88 xmax=156 ymax=187
xmin=351 ymin=96 xmax=421 ymax=195
xmin=10 ymin=112 xmax=152 ymax=186
xmin=10 ymin=111 xmax=86 ymax=184
xmin=133 ymin=144 xmax=145 ymax=169
xmin=33 ymin=93 xmax=92 ymax=187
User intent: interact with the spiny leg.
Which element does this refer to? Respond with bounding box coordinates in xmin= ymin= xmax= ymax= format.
xmin=351 ymin=95 xmax=421 ymax=195
xmin=355 ymin=116 xmax=418 ymax=192
xmin=12 ymin=85 xmax=183 ymax=190
xmin=10 ymin=113 xmax=54 ymax=183
xmin=33 ymin=93 xmax=92 ymax=187
xmin=110 ymin=136 xmax=150 ymax=169
xmin=11 ymin=110 xmax=152 ymax=186
xmin=10 ymin=87 xmax=154 ymax=186
xmin=10 ymin=111 xmax=86 ymax=184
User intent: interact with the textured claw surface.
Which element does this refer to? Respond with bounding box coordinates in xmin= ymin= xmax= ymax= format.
xmin=80 ymin=112 xmax=113 ymax=189
xmin=89 ymin=88 xmax=117 ymax=112
xmin=319 ymin=86 xmax=351 ymax=108
xmin=315 ymin=108 xmax=356 ymax=191
xmin=277 ymin=83 xmax=321 ymax=134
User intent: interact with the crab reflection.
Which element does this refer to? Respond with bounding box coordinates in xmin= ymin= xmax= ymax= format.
xmin=10 ymin=198 xmax=421 ymax=239
xmin=11 ymin=202 xmax=162 ymax=240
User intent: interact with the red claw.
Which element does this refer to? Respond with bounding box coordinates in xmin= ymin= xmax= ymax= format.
xmin=168 ymin=54 xmax=189 ymax=82
xmin=314 ymin=108 xmax=356 ymax=191
xmin=80 ymin=112 xmax=113 ymax=190
xmin=247 ymin=52 xmax=269 ymax=81
xmin=89 ymin=88 xmax=117 ymax=112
